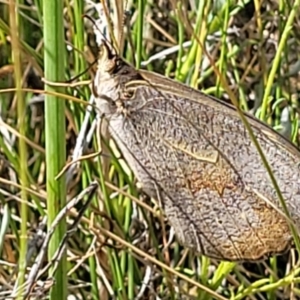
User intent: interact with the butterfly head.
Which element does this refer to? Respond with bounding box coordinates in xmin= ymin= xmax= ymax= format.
xmin=93 ymin=35 xmax=145 ymax=119
xmin=93 ymin=39 xmax=125 ymax=117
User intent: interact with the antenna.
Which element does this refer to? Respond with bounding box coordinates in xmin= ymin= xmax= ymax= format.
xmin=82 ymin=12 xmax=118 ymax=56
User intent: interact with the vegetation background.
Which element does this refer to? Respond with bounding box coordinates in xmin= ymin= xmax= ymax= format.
xmin=1 ymin=0 xmax=300 ymax=299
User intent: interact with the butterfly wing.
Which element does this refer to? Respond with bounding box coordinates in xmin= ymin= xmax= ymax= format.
xmin=105 ymin=75 xmax=300 ymax=261
xmin=93 ymin=46 xmax=300 ymax=261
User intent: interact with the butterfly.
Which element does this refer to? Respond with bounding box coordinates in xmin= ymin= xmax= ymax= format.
xmin=92 ymin=38 xmax=300 ymax=262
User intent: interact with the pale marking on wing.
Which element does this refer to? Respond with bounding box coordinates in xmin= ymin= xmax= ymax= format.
xmin=162 ymin=139 xmax=219 ymax=164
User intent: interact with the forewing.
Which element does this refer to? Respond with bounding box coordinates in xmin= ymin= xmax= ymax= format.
xmin=112 ymin=83 xmax=300 ymax=261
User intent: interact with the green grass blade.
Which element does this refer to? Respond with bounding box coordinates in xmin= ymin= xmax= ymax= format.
xmin=43 ymin=0 xmax=67 ymax=299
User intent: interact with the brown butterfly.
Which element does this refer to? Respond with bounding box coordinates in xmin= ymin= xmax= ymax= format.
xmin=93 ymin=39 xmax=300 ymax=262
